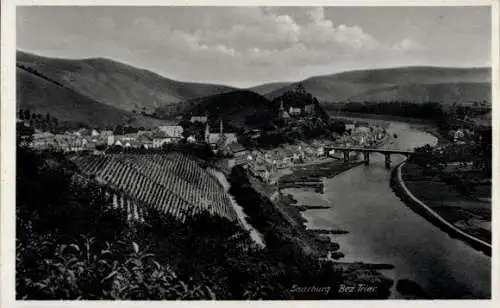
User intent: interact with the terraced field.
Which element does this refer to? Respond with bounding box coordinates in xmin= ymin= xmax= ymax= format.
xmin=72 ymin=153 xmax=238 ymax=222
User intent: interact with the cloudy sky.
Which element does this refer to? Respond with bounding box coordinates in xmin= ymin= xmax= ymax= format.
xmin=17 ymin=6 xmax=491 ymax=88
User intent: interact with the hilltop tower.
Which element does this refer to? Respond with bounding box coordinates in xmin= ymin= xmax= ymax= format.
xmin=279 ymin=99 xmax=285 ymax=112
xmin=205 ymin=122 xmax=210 ymax=143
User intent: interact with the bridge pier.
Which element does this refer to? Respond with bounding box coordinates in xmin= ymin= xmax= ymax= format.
xmin=363 ymin=151 xmax=370 ymax=165
xmin=343 ymin=150 xmax=349 ymax=163
xmin=384 ymin=153 xmax=391 ymax=169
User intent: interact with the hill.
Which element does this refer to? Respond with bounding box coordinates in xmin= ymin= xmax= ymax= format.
xmin=248 ymin=82 xmax=292 ymax=96
xmin=160 ymin=90 xmax=275 ymax=129
xmin=16 ymin=67 xmax=167 ymax=128
xmin=17 ymin=51 xmax=236 ymax=114
xmin=265 ymin=67 xmax=491 ymax=105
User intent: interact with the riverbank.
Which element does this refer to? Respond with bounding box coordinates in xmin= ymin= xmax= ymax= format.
xmin=228 ymin=166 xmax=394 ymax=299
xmin=278 ymin=160 xmax=364 ymax=193
xmin=270 ymin=159 xmax=395 ymax=268
xmin=390 ymin=161 xmax=491 ymax=255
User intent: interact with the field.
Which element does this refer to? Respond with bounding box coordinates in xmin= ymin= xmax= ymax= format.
xmin=401 ymin=162 xmax=491 ymax=244
xmin=71 ymin=153 xmax=238 ymax=222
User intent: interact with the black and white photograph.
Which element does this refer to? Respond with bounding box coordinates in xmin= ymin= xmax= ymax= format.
xmin=1 ymin=0 xmax=497 ymax=303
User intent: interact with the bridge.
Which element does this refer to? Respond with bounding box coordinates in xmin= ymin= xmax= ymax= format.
xmin=324 ymin=146 xmax=414 ymax=169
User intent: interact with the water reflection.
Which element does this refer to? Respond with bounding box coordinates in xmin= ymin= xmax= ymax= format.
xmin=298 ymin=119 xmax=490 ymax=299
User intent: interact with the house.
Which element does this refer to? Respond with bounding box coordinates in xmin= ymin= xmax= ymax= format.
xmin=304 ymin=104 xmax=315 ymax=115
xmin=249 ymin=129 xmax=262 ymax=139
xmin=32 ymin=132 xmax=56 ymax=150
xmin=190 ymin=116 xmax=208 ymax=124
xmin=249 ymin=164 xmax=271 ymax=181
xmin=91 ymin=129 xmax=100 ymax=137
xmin=208 ymin=133 xmax=237 ymax=147
xmin=281 ymin=111 xmax=291 ymax=121
xmin=158 ymin=125 xmax=184 ymax=141
xmin=107 ymin=135 xmax=115 ymax=146
xmin=289 ymin=106 xmax=302 ymax=116
xmin=228 ymin=143 xmax=248 ymax=166
xmin=152 ymin=132 xmax=171 ymax=148
xmin=100 ymin=130 xmax=113 ymax=137
xmin=140 ymin=136 xmax=154 ymax=149
xmin=357 ymin=126 xmax=370 ymax=134
xmin=345 ymin=124 xmax=355 ymax=131
xmin=186 ymin=135 xmax=197 ymax=143
xmin=150 ymin=129 xmax=179 ymax=148
xmin=76 ymin=128 xmax=91 ymax=137
xmin=99 ymin=130 xmax=114 ymax=146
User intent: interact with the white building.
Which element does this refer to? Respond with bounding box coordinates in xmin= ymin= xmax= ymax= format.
xmin=153 ymin=137 xmax=172 ymax=148
xmin=289 ymin=107 xmax=302 ymax=116
xmin=190 ymin=116 xmax=208 ymax=124
xmin=158 ymin=126 xmax=184 ymax=139
xmin=107 ymin=135 xmax=115 ymax=146
xmin=186 ymin=135 xmax=197 ymax=143
xmin=345 ymin=124 xmax=355 ymax=131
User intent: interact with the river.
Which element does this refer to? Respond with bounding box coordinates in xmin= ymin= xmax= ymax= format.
xmin=288 ymin=118 xmax=491 ymax=299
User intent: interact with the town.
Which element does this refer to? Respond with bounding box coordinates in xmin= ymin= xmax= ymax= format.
xmin=19 ymin=101 xmax=388 ymax=182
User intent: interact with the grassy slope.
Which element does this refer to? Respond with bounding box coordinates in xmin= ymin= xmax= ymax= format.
xmin=265 ymin=67 xmax=491 ymax=105
xmin=17 ymin=68 xmax=167 ymax=128
xmin=248 ymin=82 xmax=293 ymax=96
xmin=17 ymin=51 xmax=236 ymax=113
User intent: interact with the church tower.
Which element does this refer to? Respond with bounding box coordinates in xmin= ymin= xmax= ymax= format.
xmin=219 ymin=119 xmax=224 ymax=135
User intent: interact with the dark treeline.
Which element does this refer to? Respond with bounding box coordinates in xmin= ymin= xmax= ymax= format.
xmin=17 ymin=64 xmax=70 ymax=90
xmin=18 ymin=108 xmax=94 ymax=133
xmin=18 ymin=109 xmax=61 ymax=133
xmin=332 ymin=102 xmax=446 ymax=120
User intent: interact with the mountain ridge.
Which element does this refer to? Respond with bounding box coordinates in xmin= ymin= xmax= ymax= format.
xmin=16 ymin=67 xmax=168 ymax=128
xmin=263 ymin=66 xmax=491 ymax=105
xmin=16 ymin=51 xmax=237 ymax=114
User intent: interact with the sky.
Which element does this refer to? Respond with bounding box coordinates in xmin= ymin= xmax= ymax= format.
xmin=17 ymin=6 xmax=492 ymax=88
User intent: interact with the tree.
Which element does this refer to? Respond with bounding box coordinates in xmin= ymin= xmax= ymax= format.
xmin=52 ymin=118 xmax=59 ymax=130
xmin=24 ymin=109 xmax=31 ymax=120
